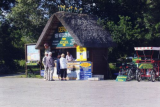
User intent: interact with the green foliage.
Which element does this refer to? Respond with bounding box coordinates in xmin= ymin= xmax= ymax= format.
xmin=1 ymin=0 xmax=160 ymax=72
xmin=17 ymin=74 xmax=42 ymax=78
xmin=0 ymin=0 xmax=15 ymax=10
xmin=98 ymin=16 xmax=141 ymax=61
xmin=106 ymin=16 xmax=137 ymax=42
xmin=0 ymin=64 xmax=13 ymax=74
xmin=18 ymin=75 xmax=27 ymax=78
xmin=109 ymin=63 xmax=117 ymax=70
xmin=27 ymin=73 xmax=36 ymax=78
xmin=109 ymin=63 xmax=120 ymax=79
xmin=0 ymin=20 xmax=24 ymax=69
xmin=7 ymin=0 xmax=48 ymax=42
xmin=96 ymin=0 xmax=160 ymax=61
xmin=27 ymin=74 xmax=43 ymax=78
xmin=18 ymin=60 xmax=25 ymax=67
xmin=0 ymin=0 xmax=24 ymax=72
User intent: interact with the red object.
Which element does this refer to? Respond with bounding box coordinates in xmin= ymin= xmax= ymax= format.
xmin=151 ymin=60 xmax=155 ymax=63
xmin=74 ymin=44 xmax=77 ymax=47
xmin=136 ymin=60 xmax=140 ymax=63
xmin=134 ymin=47 xmax=160 ymax=81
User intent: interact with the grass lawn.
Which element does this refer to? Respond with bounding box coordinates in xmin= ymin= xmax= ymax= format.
xmin=17 ymin=74 xmax=43 ymax=78
xmin=17 ymin=67 xmax=43 ymax=78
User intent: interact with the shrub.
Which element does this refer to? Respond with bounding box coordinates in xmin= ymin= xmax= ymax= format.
xmin=0 ymin=64 xmax=13 ymax=74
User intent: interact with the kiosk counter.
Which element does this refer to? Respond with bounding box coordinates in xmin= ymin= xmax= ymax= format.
xmin=53 ymin=61 xmax=92 ymax=80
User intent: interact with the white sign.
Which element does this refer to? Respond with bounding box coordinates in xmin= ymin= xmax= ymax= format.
xmin=27 ymin=45 xmax=40 ymax=61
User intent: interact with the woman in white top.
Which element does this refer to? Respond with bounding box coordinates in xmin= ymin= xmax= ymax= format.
xmin=60 ymin=53 xmax=68 ymax=81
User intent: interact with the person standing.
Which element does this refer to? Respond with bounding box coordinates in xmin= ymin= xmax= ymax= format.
xmin=66 ymin=51 xmax=73 ymax=61
xmin=60 ymin=53 xmax=68 ymax=81
xmin=46 ymin=52 xmax=55 ymax=81
xmin=43 ymin=43 xmax=50 ymax=80
xmin=56 ymin=55 xmax=61 ymax=80
xmin=42 ymin=52 xmax=48 ymax=80
xmin=44 ymin=43 xmax=51 ymax=53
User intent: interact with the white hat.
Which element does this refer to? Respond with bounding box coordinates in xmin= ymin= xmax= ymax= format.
xmin=61 ymin=53 xmax=65 ymax=57
xmin=45 ymin=52 xmax=48 ymax=54
xmin=48 ymin=52 xmax=52 ymax=56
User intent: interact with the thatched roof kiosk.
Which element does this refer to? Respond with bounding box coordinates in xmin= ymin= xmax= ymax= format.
xmin=36 ymin=11 xmax=115 ymax=79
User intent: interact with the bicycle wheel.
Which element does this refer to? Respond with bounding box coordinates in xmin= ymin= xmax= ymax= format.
xmin=151 ymin=70 xmax=156 ymax=82
xmin=127 ymin=69 xmax=132 ymax=81
xmin=137 ymin=71 xmax=141 ymax=82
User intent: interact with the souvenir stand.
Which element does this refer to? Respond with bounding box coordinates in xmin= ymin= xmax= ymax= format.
xmin=35 ymin=11 xmax=115 ymax=80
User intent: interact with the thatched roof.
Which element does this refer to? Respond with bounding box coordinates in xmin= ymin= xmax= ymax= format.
xmin=35 ymin=11 xmax=115 ymax=49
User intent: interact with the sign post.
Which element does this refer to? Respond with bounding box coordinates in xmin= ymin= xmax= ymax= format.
xmin=25 ymin=44 xmax=40 ymax=77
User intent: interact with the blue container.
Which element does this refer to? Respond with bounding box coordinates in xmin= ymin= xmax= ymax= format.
xmin=80 ymin=69 xmax=92 ymax=73
xmin=40 ymin=70 xmax=44 ymax=77
xmin=80 ymin=74 xmax=92 ymax=77
xmin=80 ymin=75 xmax=92 ymax=78
xmin=80 ymin=75 xmax=92 ymax=80
xmin=80 ymin=71 xmax=92 ymax=74
xmin=80 ymin=72 xmax=92 ymax=75
xmin=114 ymin=73 xmax=119 ymax=76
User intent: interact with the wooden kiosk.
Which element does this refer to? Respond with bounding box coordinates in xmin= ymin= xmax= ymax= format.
xmin=35 ymin=12 xmax=115 ymax=79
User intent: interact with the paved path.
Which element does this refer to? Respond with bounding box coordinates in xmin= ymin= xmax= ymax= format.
xmin=0 ymin=73 xmax=25 ymax=78
xmin=0 ymin=78 xmax=160 ymax=107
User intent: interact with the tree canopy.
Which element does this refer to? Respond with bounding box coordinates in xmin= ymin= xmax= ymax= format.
xmin=0 ymin=0 xmax=160 ymax=72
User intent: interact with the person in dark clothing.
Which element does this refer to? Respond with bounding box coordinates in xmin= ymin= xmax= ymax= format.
xmin=56 ymin=55 xmax=61 ymax=80
xmin=60 ymin=53 xmax=68 ymax=81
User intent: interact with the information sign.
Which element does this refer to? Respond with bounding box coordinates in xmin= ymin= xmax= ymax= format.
xmin=80 ymin=61 xmax=92 ymax=80
xmin=116 ymin=75 xmax=127 ymax=82
xmin=52 ymin=25 xmax=75 ymax=47
xmin=76 ymin=46 xmax=87 ymax=61
xmin=138 ymin=63 xmax=153 ymax=69
xmin=26 ymin=45 xmax=40 ymax=66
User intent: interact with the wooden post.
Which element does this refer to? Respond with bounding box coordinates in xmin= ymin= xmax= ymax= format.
xmin=25 ymin=44 xmax=28 ymax=77
xmin=40 ymin=49 xmax=42 ymax=75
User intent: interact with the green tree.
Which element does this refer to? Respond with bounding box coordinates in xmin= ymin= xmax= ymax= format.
xmin=0 ymin=0 xmax=15 ymax=10
xmin=7 ymin=0 xmax=85 ymax=43
xmin=98 ymin=16 xmax=141 ymax=61
xmin=94 ymin=0 xmax=160 ymax=61
xmin=8 ymin=0 xmax=49 ymax=42
xmin=6 ymin=0 xmax=160 ymax=63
